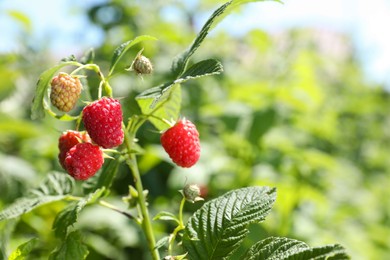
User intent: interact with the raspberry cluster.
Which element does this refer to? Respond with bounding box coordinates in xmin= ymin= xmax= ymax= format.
xmin=58 ymin=97 xmax=124 ymax=180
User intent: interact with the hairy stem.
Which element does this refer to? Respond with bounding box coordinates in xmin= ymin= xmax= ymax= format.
xmin=124 ymin=130 xmax=160 ymax=260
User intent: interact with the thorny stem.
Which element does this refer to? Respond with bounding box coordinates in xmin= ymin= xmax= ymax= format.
xmin=124 ymin=128 xmax=160 ymax=260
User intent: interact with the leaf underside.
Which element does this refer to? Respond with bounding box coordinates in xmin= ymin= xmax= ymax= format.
xmin=0 ymin=172 xmax=74 ymax=221
xmin=136 ymin=59 xmax=223 ymax=130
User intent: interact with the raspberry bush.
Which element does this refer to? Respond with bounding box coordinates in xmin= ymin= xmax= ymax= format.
xmin=0 ymin=1 xmax=351 ymax=259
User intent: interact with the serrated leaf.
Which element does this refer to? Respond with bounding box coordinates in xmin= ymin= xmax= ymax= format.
xmin=82 ymin=157 xmax=120 ymax=195
xmin=183 ymin=186 xmax=277 ymax=260
xmin=53 ymin=188 xmax=105 ymax=238
xmin=49 ymin=230 xmax=89 ymax=260
xmin=242 ymin=237 xmax=350 ymax=260
xmin=136 ymin=59 xmax=223 ymax=131
xmin=8 ymin=237 xmax=38 ymax=260
xmin=108 ymin=35 xmax=157 ymax=76
xmin=153 ymin=211 xmax=179 ymax=224
xmin=31 ymin=61 xmax=80 ymax=120
xmin=171 ymin=0 xmax=273 ymax=77
xmin=0 ymin=172 xmax=74 ymax=221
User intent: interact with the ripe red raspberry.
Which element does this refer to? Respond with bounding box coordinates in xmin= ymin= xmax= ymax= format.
xmin=64 ymin=143 xmax=104 ymax=180
xmin=160 ymin=119 xmax=200 ymax=168
xmin=58 ymin=130 xmax=91 ymax=169
xmin=82 ymin=97 xmax=124 ymax=148
xmin=50 ymin=72 xmax=82 ymax=112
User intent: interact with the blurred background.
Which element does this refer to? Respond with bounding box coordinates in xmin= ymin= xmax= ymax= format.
xmin=1 ymin=0 xmax=390 ymax=259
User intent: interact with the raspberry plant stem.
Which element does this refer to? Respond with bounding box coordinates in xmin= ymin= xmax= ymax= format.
xmin=124 ymin=130 xmax=160 ymax=260
xmin=168 ymin=197 xmax=186 ymax=255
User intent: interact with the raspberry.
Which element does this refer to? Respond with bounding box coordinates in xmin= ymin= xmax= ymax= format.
xmin=58 ymin=130 xmax=91 ymax=169
xmin=82 ymin=97 xmax=124 ymax=148
xmin=64 ymin=143 xmax=104 ymax=180
xmin=50 ymin=72 xmax=82 ymax=112
xmin=160 ymin=119 xmax=200 ymax=168
xmin=132 ymin=55 xmax=153 ymax=75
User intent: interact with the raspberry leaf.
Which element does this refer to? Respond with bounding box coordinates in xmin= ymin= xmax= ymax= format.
xmin=182 ymin=186 xmax=276 ymax=260
xmin=31 ymin=61 xmax=80 ymax=120
xmin=242 ymin=237 xmax=349 ymax=260
xmin=52 ymin=188 xmax=105 ymax=238
xmin=136 ymin=59 xmax=223 ymax=131
xmin=0 ymin=172 xmax=75 ymax=221
xmin=8 ymin=237 xmax=39 ymax=260
xmin=136 ymin=84 xmax=181 ymax=131
xmin=171 ymin=0 xmax=279 ymax=77
xmin=108 ymin=35 xmax=157 ymax=76
xmin=49 ymin=230 xmax=89 ymax=260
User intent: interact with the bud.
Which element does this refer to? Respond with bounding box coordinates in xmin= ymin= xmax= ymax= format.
xmin=128 ymin=49 xmax=153 ymax=75
xmin=50 ymin=72 xmax=82 ymax=112
xmin=182 ymin=184 xmax=204 ymax=203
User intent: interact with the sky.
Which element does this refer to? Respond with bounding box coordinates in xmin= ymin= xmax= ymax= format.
xmin=1 ymin=0 xmax=390 ymax=86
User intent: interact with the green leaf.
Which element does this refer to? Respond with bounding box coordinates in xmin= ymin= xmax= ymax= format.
xmin=49 ymin=230 xmax=89 ymax=260
xmin=183 ymin=186 xmax=277 ymax=260
xmin=80 ymin=48 xmax=95 ymax=64
xmin=136 ymin=59 xmax=223 ymax=131
xmin=108 ymin=35 xmax=157 ymax=76
xmin=82 ymin=157 xmax=120 ymax=195
xmin=248 ymin=109 xmax=276 ymax=144
xmin=31 ymin=61 xmax=80 ymax=120
xmin=0 ymin=172 xmax=74 ymax=221
xmin=242 ymin=237 xmax=350 ymax=260
xmin=153 ymin=211 xmax=179 ymax=224
xmin=7 ymin=11 xmax=32 ymax=32
xmin=171 ymin=0 xmax=274 ymax=77
xmin=8 ymin=238 xmax=38 ymax=260
xmin=53 ymin=188 xmax=105 ymax=238
xmin=137 ymin=84 xmax=181 ymax=131
xmin=155 ymin=236 xmax=170 ymax=250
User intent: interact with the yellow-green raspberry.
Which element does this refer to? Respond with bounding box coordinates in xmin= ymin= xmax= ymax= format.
xmin=50 ymin=72 xmax=82 ymax=112
xmin=133 ymin=55 xmax=153 ymax=75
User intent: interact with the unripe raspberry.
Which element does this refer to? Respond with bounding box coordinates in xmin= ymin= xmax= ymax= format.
xmin=64 ymin=142 xmax=104 ymax=180
xmin=183 ymin=184 xmax=204 ymax=203
xmin=132 ymin=55 xmax=153 ymax=75
xmin=50 ymin=72 xmax=82 ymax=112
xmin=160 ymin=119 xmax=200 ymax=168
xmin=82 ymin=97 xmax=124 ymax=148
xmin=58 ymin=130 xmax=91 ymax=169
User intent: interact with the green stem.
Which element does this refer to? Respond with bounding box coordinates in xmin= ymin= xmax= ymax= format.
xmin=168 ymin=197 xmax=186 ymax=255
xmin=98 ymin=200 xmax=136 ymax=221
xmin=124 ymin=130 xmax=160 ymax=260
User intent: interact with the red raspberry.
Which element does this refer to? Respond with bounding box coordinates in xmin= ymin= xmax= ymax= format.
xmin=58 ymin=130 xmax=91 ymax=169
xmin=160 ymin=119 xmax=200 ymax=168
xmin=82 ymin=97 xmax=124 ymax=148
xmin=50 ymin=72 xmax=82 ymax=112
xmin=64 ymin=143 xmax=104 ymax=180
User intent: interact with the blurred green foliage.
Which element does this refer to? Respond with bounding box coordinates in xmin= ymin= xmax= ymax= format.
xmin=1 ymin=1 xmax=389 ymax=259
